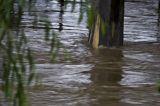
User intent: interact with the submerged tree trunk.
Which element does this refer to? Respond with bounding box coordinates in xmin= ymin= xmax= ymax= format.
xmin=88 ymin=0 xmax=124 ymax=48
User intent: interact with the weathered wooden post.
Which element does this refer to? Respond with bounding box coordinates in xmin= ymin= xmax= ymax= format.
xmin=88 ymin=0 xmax=124 ymax=48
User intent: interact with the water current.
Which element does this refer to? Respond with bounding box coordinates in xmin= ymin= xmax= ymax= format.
xmin=3 ymin=0 xmax=160 ymax=106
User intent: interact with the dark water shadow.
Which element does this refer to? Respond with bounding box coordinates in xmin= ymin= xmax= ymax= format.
xmin=58 ymin=0 xmax=64 ymax=31
xmin=157 ymin=0 xmax=160 ymax=41
xmin=88 ymin=48 xmax=124 ymax=106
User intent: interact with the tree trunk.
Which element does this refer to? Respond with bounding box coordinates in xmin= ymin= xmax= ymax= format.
xmin=88 ymin=0 xmax=124 ymax=48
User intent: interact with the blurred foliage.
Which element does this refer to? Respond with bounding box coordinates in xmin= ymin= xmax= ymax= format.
xmin=156 ymin=80 xmax=160 ymax=92
xmin=87 ymin=5 xmax=95 ymax=29
xmin=0 ymin=0 xmax=91 ymax=106
xmin=100 ymin=17 xmax=107 ymax=35
xmin=0 ymin=0 xmax=36 ymax=105
xmin=0 ymin=0 xmax=57 ymax=106
xmin=86 ymin=1 xmax=107 ymax=35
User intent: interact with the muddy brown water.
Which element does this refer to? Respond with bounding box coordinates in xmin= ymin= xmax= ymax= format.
xmin=2 ymin=0 xmax=160 ymax=106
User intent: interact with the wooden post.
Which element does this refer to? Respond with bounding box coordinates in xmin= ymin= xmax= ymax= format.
xmin=88 ymin=0 xmax=124 ymax=48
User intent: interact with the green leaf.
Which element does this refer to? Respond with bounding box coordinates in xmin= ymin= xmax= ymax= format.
xmin=100 ymin=18 xmax=106 ymax=35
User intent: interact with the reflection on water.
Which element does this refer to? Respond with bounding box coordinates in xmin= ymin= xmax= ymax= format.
xmin=58 ymin=0 xmax=64 ymax=31
xmin=90 ymin=48 xmax=123 ymax=86
xmin=88 ymin=48 xmax=123 ymax=106
xmin=1 ymin=0 xmax=160 ymax=106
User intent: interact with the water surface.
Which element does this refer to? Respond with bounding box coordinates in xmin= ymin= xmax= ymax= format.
xmin=4 ymin=0 xmax=160 ymax=106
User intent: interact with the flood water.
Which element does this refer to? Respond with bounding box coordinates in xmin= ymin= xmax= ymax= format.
xmin=7 ymin=0 xmax=160 ymax=106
